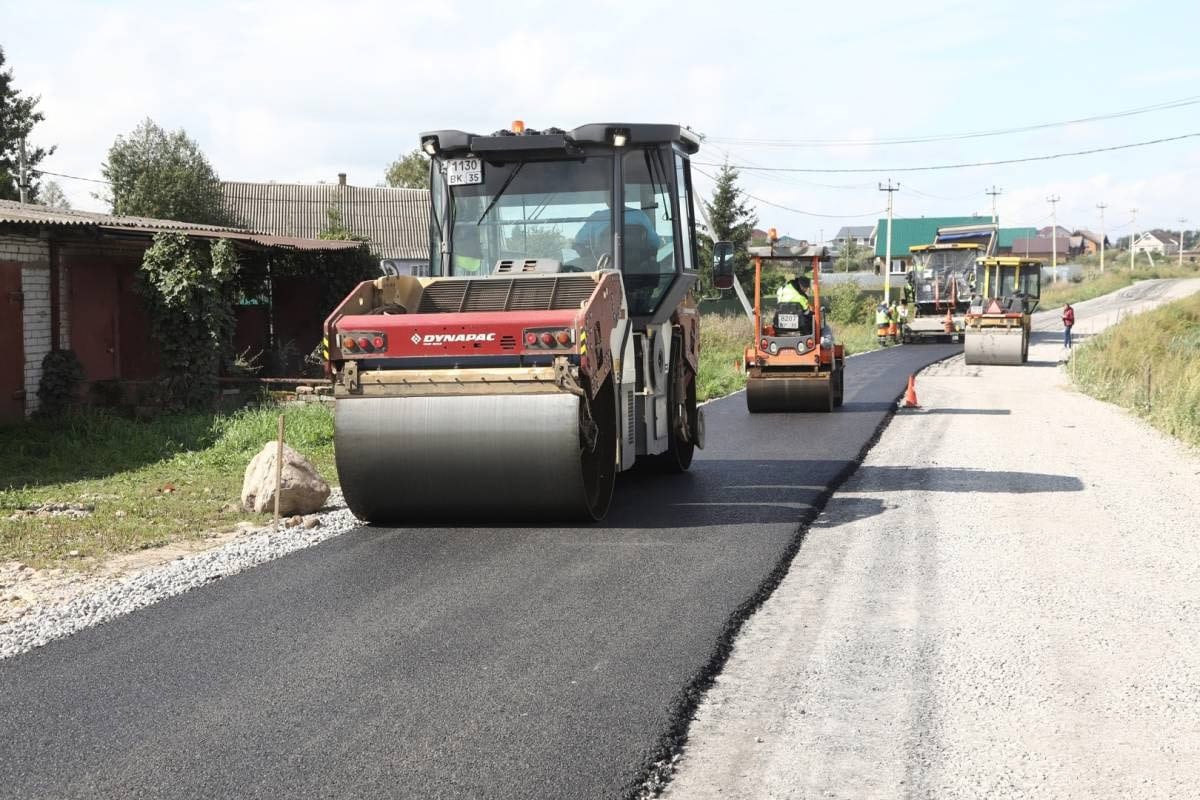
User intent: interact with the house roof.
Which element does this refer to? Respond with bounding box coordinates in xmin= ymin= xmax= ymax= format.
xmin=874 ymin=216 xmax=994 ymax=257
xmin=0 ymin=200 xmax=359 ymax=252
xmin=1073 ymin=229 xmax=1106 ymax=245
xmin=223 ymin=182 xmax=429 ymax=260
xmin=1010 ymin=236 xmax=1071 ymax=256
xmin=834 ymin=225 xmax=874 ymax=239
xmin=997 ymin=227 xmax=1038 ymax=248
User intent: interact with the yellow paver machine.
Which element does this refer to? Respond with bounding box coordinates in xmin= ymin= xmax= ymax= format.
xmin=963 ymin=257 xmax=1042 ymax=365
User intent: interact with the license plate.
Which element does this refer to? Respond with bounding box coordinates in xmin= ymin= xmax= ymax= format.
xmin=446 ymin=158 xmax=483 ymax=186
xmin=778 ymin=313 xmax=800 ymax=328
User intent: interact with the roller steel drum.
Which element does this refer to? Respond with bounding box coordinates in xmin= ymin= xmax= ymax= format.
xmin=335 ymin=391 xmax=616 ymax=522
xmin=963 ymin=329 xmax=1026 ymax=366
xmin=746 ymin=375 xmax=834 ymax=413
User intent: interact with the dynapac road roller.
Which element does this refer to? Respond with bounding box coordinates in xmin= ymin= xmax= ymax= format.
xmin=324 ymin=122 xmax=706 ymax=521
xmin=963 ymin=256 xmax=1043 ymax=365
xmin=734 ymin=234 xmax=845 ymax=412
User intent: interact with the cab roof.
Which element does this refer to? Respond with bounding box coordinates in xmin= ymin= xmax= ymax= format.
xmin=977 ymin=256 xmax=1045 ymax=266
xmin=419 ymin=123 xmax=701 ymax=157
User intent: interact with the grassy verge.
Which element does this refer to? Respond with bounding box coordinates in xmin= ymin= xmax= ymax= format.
xmin=0 ymin=403 xmax=335 ymax=566
xmin=1069 ymin=292 xmax=1200 ymax=448
xmin=1040 ymin=263 xmax=1200 ymax=308
xmin=697 ymin=314 xmax=880 ymax=402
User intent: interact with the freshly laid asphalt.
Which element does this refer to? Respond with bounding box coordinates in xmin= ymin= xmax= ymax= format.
xmin=0 ymin=342 xmax=958 ymax=800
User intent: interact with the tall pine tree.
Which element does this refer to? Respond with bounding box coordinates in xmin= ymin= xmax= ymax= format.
xmin=0 ymin=46 xmax=53 ymax=202
xmin=701 ymin=161 xmax=757 ymax=290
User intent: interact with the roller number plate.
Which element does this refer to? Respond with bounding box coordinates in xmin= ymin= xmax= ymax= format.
xmin=778 ymin=313 xmax=800 ymax=328
xmin=447 ymin=158 xmax=483 ymax=186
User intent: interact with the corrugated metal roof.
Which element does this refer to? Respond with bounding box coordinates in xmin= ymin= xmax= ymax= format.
xmin=222 ymin=181 xmax=430 ymax=260
xmin=874 ymin=216 xmax=993 ymax=257
xmin=834 ymin=225 xmax=874 ymax=239
xmin=997 ymin=227 xmax=1038 ymax=248
xmin=0 ymin=199 xmax=360 ymax=252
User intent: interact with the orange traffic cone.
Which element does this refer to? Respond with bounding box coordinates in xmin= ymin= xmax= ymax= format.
xmin=902 ymin=374 xmax=920 ymax=408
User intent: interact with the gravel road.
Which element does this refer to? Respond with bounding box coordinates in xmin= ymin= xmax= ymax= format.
xmin=662 ymin=278 xmax=1200 ymax=799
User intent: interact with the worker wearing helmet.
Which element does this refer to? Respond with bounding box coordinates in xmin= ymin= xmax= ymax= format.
xmin=887 ymin=302 xmax=901 ymax=342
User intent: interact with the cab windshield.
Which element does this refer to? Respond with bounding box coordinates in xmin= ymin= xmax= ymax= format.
xmin=432 ymin=156 xmax=614 ymax=276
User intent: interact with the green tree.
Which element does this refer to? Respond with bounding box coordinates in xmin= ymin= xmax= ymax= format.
xmin=37 ymin=179 xmax=70 ymax=210
xmin=101 ymin=118 xmax=227 ymax=224
xmin=701 ymin=161 xmax=757 ymax=290
xmin=138 ymin=233 xmax=241 ymax=406
xmin=383 ymin=148 xmax=429 ymax=189
xmin=0 ymin=46 xmax=54 ymax=202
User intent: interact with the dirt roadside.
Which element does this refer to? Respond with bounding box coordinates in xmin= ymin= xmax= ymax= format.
xmin=661 ymin=278 xmax=1200 ymax=799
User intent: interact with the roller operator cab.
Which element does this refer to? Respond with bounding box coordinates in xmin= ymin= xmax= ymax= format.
xmin=325 ymin=123 xmax=705 ymax=522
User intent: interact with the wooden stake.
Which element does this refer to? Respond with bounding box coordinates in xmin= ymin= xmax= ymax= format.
xmin=274 ymin=414 xmax=285 ymax=528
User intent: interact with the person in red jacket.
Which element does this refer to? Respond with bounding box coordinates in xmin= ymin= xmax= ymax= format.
xmin=1062 ymin=303 xmax=1075 ymax=349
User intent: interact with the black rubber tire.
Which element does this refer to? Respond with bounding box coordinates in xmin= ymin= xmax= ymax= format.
xmin=833 ymin=365 xmax=845 ymax=407
xmin=646 ymin=336 xmax=696 ymax=473
xmin=579 ymin=376 xmax=619 ymax=519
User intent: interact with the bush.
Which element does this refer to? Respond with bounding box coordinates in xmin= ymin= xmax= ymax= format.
xmin=35 ymin=350 xmax=85 ymax=418
xmin=825 ymin=281 xmax=873 ymax=326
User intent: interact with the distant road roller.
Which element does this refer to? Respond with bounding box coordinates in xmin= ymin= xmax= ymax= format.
xmin=722 ymin=233 xmax=844 ymax=412
xmin=963 ymin=257 xmax=1043 ymax=365
xmin=325 ymin=122 xmax=707 ymax=522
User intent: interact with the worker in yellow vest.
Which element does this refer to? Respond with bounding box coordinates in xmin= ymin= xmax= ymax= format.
xmin=875 ymin=302 xmax=891 ymax=345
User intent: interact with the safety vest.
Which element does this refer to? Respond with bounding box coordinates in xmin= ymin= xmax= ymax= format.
xmin=776 ymin=282 xmax=810 ymax=310
xmin=875 ymin=308 xmax=890 ymax=326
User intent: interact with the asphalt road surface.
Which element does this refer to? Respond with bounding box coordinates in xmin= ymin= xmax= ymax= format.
xmin=0 ymin=342 xmax=958 ymax=800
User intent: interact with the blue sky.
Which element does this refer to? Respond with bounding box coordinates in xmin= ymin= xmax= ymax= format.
xmin=3 ymin=0 xmax=1198 ymax=241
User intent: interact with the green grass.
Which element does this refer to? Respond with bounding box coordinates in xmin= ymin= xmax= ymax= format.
xmin=0 ymin=404 xmax=335 ymax=566
xmin=1069 ymin=292 xmax=1200 ymax=448
xmin=1040 ymin=262 xmax=1200 ymax=308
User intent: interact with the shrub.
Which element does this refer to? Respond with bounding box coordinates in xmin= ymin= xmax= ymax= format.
xmin=35 ymin=349 xmax=85 ymax=418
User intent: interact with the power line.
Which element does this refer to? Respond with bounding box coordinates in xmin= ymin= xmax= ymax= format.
xmin=692 ymin=165 xmax=885 ymax=219
xmin=31 ymin=169 xmax=111 ymax=185
xmin=704 ymin=94 xmax=1200 ymax=148
xmin=695 ymin=132 xmax=1200 ymax=174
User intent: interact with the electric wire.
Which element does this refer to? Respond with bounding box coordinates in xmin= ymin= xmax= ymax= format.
xmin=705 ymin=95 xmax=1200 ymax=148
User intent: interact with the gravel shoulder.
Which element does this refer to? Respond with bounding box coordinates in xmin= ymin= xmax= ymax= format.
xmin=661 ymin=278 xmax=1200 ymax=799
xmin=0 ymin=491 xmax=358 ymax=659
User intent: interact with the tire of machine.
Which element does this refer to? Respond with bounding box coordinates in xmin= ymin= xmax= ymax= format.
xmin=645 ymin=335 xmax=696 ymax=473
xmin=833 ymin=363 xmax=845 ymax=407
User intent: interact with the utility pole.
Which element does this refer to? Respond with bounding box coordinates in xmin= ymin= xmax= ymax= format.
xmin=1096 ymin=202 xmax=1107 ymax=273
xmin=1047 ymin=195 xmax=1061 ymax=282
xmin=879 ymin=180 xmax=899 ymax=303
xmin=986 ymin=186 xmax=1003 ymax=224
xmin=1130 ymin=208 xmax=1138 ymax=271
xmin=1179 ymin=217 xmax=1188 ymax=269
xmin=17 ymin=137 xmax=28 ymax=204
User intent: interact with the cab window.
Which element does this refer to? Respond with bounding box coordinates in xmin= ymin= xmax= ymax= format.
xmin=622 ymin=148 xmax=678 ymax=315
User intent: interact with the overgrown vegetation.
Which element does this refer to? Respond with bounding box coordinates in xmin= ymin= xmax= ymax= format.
xmin=0 ymin=404 xmax=336 ymax=565
xmin=1070 ymin=293 xmax=1200 ymax=449
xmin=35 ymin=350 xmax=84 ymax=418
xmin=138 ymin=233 xmax=241 ymax=407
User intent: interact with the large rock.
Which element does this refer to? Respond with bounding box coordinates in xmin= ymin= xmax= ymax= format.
xmin=241 ymin=443 xmax=331 ymax=516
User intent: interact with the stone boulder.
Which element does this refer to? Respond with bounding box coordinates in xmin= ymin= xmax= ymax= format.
xmin=241 ymin=443 xmax=331 ymax=516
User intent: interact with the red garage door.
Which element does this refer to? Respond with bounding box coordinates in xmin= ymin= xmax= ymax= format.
xmin=0 ymin=262 xmax=25 ymax=421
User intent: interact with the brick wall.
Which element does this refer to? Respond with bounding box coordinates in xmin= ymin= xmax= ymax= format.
xmin=0 ymin=234 xmax=52 ymax=415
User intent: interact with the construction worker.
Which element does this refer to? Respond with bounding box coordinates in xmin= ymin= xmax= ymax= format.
xmin=875 ymin=302 xmax=891 ymax=345
xmin=887 ymin=302 xmax=901 ymax=343
xmin=775 ymin=273 xmax=811 ymax=310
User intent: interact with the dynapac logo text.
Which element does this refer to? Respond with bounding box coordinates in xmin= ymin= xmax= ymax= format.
xmin=417 ymin=332 xmax=497 ymax=345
